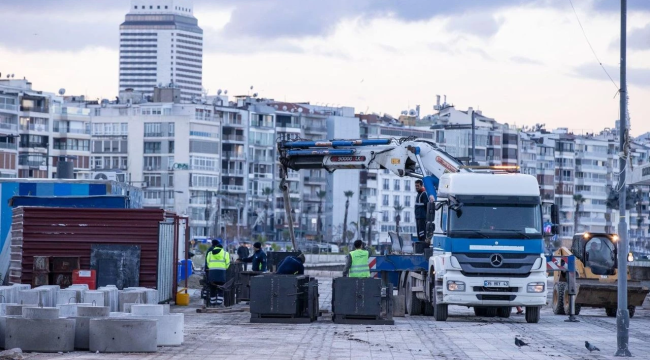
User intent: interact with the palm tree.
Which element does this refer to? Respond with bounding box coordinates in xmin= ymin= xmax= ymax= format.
xmin=316 ymin=190 xmax=327 ymax=242
xmin=573 ymin=194 xmax=586 ymax=234
xmin=366 ymin=204 xmax=376 ymax=245
xmin=342 ymin=191 xmax=354 ymax=246
xmin=394 ymin=204 xmax=405 ymax=240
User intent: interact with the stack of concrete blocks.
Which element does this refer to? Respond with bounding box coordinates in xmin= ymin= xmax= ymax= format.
xmin=18 ymin=289 xmax=41 ymax=306
xmin=128 ymin=304 xmax=183 ymax=346
xmin=0 ymin=284 xmax=31 ymax=304
xmin=58 ymin=303 xmax=93 ymax=318
xmin=89 ymin=318 xmax=158 ymax=353
xmin=82 ymin=290 xmax=108 ymax=307
xmin=35 ymin=285 xmax=60 ymax=307
xmin=72 ymin=305 xmax=110 ymax=350
xmin=124 ymin=287 xmax=159 ymax=304
xmin=118 ymin=289 xmax=145 ymax=312
xmin=56 ymin=288 xmax=83 ymax=306
xmin=97 ymin=286 xmax=119 ymax=312
xmin=5 ymin=307 xmax=75 ymax=352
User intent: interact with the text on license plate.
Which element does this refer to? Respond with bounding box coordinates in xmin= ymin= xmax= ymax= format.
xmin=484 ymin=281 xmax=509 ymax=287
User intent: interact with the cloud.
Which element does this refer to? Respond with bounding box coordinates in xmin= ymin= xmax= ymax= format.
xmin=573 ymin=63 xmax=650 ymax=88
xmin=628 ymin=24 xmax=650 ymax=50
xmin=445 ymin=13 xmax=504 ymax=38
xmin=466 ymin=47 xmax=494 ymax=61
xmin=510 ymin=56 xmax=543 ymax=65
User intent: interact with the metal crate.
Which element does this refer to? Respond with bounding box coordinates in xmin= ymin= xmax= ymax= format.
xmin=250 ymin=274 xmax=318 ymax=323
xmin=332 ymin=277 xmax=394 ymax=325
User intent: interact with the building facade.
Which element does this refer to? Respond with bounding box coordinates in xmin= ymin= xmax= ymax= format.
xmin=119 ymin=0 xmax=203 ymax=102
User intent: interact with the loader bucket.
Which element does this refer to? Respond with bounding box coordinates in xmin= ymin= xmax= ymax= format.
xmin=575 ymin=281 xmax=649 ymax=308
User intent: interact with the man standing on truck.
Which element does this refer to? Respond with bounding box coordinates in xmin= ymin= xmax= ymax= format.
xmin=343 ymin=240 xmax=370 ymax=277
xmin=414 ymin=179 xmax=429 ymax=242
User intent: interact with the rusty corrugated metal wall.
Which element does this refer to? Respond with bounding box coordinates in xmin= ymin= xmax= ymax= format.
xmin=10 ymin=207 xmax=166 ymax=288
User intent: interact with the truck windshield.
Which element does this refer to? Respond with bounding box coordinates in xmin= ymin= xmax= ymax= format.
xmin=449 ymin=203 xmax=542 ymax=238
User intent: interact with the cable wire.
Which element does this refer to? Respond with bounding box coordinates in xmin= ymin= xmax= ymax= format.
xmin=567 ymin=0 xmax=619 ymax=90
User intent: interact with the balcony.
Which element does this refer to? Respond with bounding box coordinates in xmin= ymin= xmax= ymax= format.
xmin=222 ymin=135 xmax=245 ymax=142
xmin=276 ymin=123 xmax=300 ymax=129
xmin=304 ymin=176 xmax=326 ymax=183
xmin=0 ymin=123 xmax=18 ymax=132
xmin=19 ymin=142 xmax=48 ymax=149
xmin=222 ymin=151 xmax=245 ymax=159
xmin=54 ymin=127 xmax=90 ymax=135
xmin=0 ymin=142 xmax=17 ymax=150
xmin=304 ymin=125 xmax=327 ymax=133
xmin=144 ymin=132 xmax=163 ymax=137
xmin=221 ymin=184 xmax=245 ymax=192
xmin=19 ymin=160 xmax=46 ymax=168
xmin=253 ymin=155 xmax=274 ymax=163
xmin=222 ymin=117 xmax=244 ymax=127
xmin=0 ymin=103 xmax=17 ymax=112
xmin=20 ymin=106 xmax=49 ymax=113
xmin=302 ymin=194 xmax=322 ymax=202
xmin=222 ymin=169 xmax=244 ymax=176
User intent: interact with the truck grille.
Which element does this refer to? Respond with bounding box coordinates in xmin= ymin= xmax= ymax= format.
xmin=476 ymin=295 xmax=517 ymax=301
xmin=473 ymin=286 xmax=519 ymax=293
xmin=455 ymin=253 xmax=539 ymax=276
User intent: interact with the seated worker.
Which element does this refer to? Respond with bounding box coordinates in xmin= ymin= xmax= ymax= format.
xmin=276 ymin=253 xmax=306 ymax=275
xmin=342 ymin=240 xmax=370 ymax=278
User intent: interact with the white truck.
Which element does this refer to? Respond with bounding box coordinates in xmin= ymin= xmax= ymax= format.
xmin=278 ymin=137 xmax=555 ymax=323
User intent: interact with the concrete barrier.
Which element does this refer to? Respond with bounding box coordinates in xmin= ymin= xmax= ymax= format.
xmin=118 ymin=291 xmax=144 ymax=311
xmin=5 ymin=317 xmax=75 ymax=352
xmin=131 ymin=305 xmax=164 ymax=316
xmin=58 ymin=303 xmax=93 ymax=318
xmin=89 ymin=318 xmax=158 ymax=353
xmin=82 ymin=290 xmax=107 ymax=306
xmin=72 ymin=306 xmax=111 ymax=350
xmin=22 ymin=307 xmax=59 ymax=320
xmin=77 ymin=306 xmax=110 ymax=317
xmin=4 ymin=304 xmax=30 ymax=316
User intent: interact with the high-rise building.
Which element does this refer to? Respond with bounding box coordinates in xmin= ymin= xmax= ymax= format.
xmin=119 ymin=0 xmax=203 ymax=102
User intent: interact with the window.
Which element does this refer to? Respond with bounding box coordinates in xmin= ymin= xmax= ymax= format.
xmin=144 ymin=174 xmax=162 ymax=187
xmin=168 ymin=174 xmax=174 ymax=187
xmin=404 ymin=180 xmax=411 ymax=191
xmin=144 ymin=122 xmax=162 ymax=137
xmin=144 ymin=156 xmax=162 ymax=170
xmin=383 ymin=179 xmax=389 ymax=190
xmin=382 ymin=195 xmax=389 ymax=206
xmin=404 ymin=212 xmax=411 ymax=223
xmin=394 ymin=195 xmax=400 ymax=206
xmin=121 ymin=123 xmax=128 ymax=134
xmin=394 ymin=179 xmax=400 ymax=191
xmin=382 ymin=211 xmax=389 ymax=222
xmin=168 ymin=141 xmax=175 ymax=153
xmin=190 ymin=156 xmax=218 ymax=171
xmin=404 ymin=196 xmax=411 ymax=207
xmin=144 ymin=141 xmax=161 ymax=154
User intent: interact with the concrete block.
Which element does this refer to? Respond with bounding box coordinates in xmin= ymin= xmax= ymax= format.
xmin=123 ymin=288 xmax=157 ymax=303
xmin=68 ymin=284 xmax=89 ymax=292
xmin=35 ymin=285 xmax=60 ymax=307
xmin=109 ymin=312 xmax=129 ymax=317
xmin=89 ymin=318 xmax=158 ymax=353
xmin=83 ymin=290 xmax=106 ymax=306
xmin=23 ymin=307 xmax=59 ymax=320
xmin=58 ymin=303 xmax=93 ymax=318
xmin=0 ymin=303 xmax=18 ymax=316
xmin=18 ymin=290 xmax=40 ymax=305
xmin=72 ymin=306 xmax=110 ymax=350
xmin=162 ymin=304 xmax=170 ymax=315
xmin=0 ymin=286 xmax=13 ymax=304
xmin=5 ymin=317 xmax=75 ymax=352
xmin=118 ymin=291 xmax=144 ymax=312
xmin=143 ymin=313 xmax=183 ymax=346
xmin=57 ymin=289 xmax=81 ymax=305
xmin=131 ymin=304 xmax=164 ymax=316
xmin=77 ymin=306 xmax=110 ymax=317
xmin=4 ymin=304 xmax=30 ymax=316
xmin=10 ymin=284 xmax=30 ymax=304
xmin=97 ymin=287 xmax=119 ymax=312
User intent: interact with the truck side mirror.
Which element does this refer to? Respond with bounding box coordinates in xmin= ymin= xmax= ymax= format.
xmin=550 ymin=204 xmax=559 ymax=235
xmin=426 ymin=202 xmax=436 ymax=239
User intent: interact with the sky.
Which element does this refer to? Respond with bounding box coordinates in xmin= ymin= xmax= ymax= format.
xmin=1 ymin=0 xmax=650 ymax=135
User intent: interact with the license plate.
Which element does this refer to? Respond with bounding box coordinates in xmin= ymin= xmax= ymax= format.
xmin=484 ymin=280 xmax=509 ymax=287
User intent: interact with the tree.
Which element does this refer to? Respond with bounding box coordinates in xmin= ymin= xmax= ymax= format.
xmin=573 ymin=194 xmax=586 ymax=234
xmin=348 ymin=221 xmax=359 ymax=242
xmin=316 ymin=190 xmax=327 ymax=242
xmin=342 ymin=191 xmax=354 ymax=246
xmin=366 ymin=204 xmax=376 ymax=245
xmin=394 ymin=204 xmax=405 ymax=240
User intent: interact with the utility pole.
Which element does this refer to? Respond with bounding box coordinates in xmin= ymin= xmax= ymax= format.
xmin=616 ymin=0 xmax=630 ymax=356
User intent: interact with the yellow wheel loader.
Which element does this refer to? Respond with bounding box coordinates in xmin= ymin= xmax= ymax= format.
xmin=552 ymin=233 xmax=649 ymax=318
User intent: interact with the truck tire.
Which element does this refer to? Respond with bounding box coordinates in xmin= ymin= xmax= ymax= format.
xmin=552 ymin=282 xmax=567 ymax=315
xmin=605 ymin=307 xmax=616 ymax=317
xmin=423 ymin=280 xmax=434 ymax=316
xmin=432 ymin=283 xmax=448 ymax=321
xmin=574 ymin=304 xmax=581 ymax=315
xmin=497 ymin=307 xmax=512 ymax=318
xmin=484 ymin=307 xmax=497 ymax=317
xmin=406 ymin=276 xmax=422 ymax=316
xmin=474 ymin=307 xmax=486 ymax=316
xmin=629 ymin=306 xmax=635 ymax=318
xmin=525 ymin=306 xmax=541 ymax=323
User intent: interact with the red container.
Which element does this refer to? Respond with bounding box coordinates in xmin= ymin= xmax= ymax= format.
xmin=72 ymin=269 xmax=97 ymax=290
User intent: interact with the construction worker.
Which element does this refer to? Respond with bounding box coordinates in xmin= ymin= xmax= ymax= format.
xmin=237 ymin=242 xmax=268 ymax=272
xmin=414 ymin=179 xmax=429 ymax=242
xmin=276 ymin=253 xmax=306 ymax=275
xmin=343 ymin=240 xmax=370 ymax=277
xmin=205 ymin=239 xmax=230 ymax=306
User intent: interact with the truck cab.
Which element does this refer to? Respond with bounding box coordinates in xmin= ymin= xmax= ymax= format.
xmin=428 ymin=172 xmax=548 ymax=323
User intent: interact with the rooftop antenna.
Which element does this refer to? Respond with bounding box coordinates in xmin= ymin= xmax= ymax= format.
xmin=217 ymin=89 xmax=222 ymax=95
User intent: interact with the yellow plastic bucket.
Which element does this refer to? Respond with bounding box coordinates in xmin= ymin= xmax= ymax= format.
xmin=176 ymin=288 xmax=190 ymax=306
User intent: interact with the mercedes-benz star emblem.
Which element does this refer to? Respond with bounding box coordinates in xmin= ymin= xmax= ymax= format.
xmin=490 ymin=254 xmax=504 ymax=267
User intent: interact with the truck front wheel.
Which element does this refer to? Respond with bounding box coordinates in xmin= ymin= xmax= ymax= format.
xmin=432 ymin=283 xmax=448 ymax=321
xmin=525 ymin=306 xmax=541 ymax=323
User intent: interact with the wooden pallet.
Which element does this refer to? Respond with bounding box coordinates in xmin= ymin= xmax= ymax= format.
xmin=196 ymin=306 xmax=250 ymax=314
